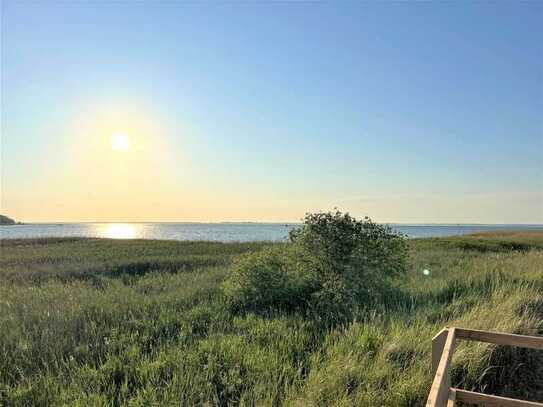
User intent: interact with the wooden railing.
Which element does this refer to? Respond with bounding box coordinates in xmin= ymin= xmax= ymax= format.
xmin=426 ymin=327 xmax=543 ymax=406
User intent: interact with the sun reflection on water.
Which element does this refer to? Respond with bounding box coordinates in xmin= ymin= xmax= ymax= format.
xmin=103 ymin=224 xmax=137 ymax=239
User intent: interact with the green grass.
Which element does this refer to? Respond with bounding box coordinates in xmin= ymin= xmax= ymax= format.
xmin=1 ymin=232 xmax=542 ymax=406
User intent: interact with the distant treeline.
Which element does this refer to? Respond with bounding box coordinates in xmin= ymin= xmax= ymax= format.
xmin=0 ymin=214 xmax=17 ymax=225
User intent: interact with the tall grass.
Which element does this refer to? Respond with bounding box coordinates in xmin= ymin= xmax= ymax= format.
xmin=1 ymin=232 xmax=542 ymax=406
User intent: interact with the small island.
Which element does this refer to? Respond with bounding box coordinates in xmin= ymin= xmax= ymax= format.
xmin=0 ymin=214 xmax=17 ymax=225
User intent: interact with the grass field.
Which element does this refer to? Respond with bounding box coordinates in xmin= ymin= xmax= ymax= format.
xmin=1 ymin=232 xmax=542 ymax=406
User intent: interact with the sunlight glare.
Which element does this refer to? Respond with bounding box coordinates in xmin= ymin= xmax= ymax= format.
xmin=111 ymin=133 xmax=130 ymax=151
xmin=104 ymin=224 xmax=136 ymax=239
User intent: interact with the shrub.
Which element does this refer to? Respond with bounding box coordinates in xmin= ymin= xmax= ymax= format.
xmin=223 ymin=211 xmax=408 ymax=322
xmin=222 ymin=246 xmax=309 ymax=312
xmin=290 ymin=211 xmax=408 ymax=321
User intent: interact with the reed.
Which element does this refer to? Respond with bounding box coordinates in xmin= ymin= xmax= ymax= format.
xmin=1 ymin=232 xmax=541 ymax=406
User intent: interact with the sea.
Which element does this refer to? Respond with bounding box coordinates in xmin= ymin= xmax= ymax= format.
xmin=1 ymin=223 xmax=542 ymax=242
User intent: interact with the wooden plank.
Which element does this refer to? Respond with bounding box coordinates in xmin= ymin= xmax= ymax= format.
xmin=456 ymin=328 xmax=543 ymax=350
xmin=454 ymin=389 xmax=543 ymax=406
xmin=447 ymin=388 xmax=456 ymax=407
xmin=426 ymin=328 xmax=456 ymax=407
xmin=432 ymin=328 xmax=449 ymax=376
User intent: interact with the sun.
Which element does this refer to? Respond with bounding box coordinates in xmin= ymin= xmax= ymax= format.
xmin=111 ymin=133 xmax=130 ymax=151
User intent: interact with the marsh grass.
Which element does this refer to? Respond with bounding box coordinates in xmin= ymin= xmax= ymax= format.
xmin=1 ymin=232 xmax=542 ymax=406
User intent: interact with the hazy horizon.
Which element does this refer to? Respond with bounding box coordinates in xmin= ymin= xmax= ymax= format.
xmin=2 ymin=2 xmax=542 ymax=224
xmin=3 ymin=217 xmax=543 ymax=226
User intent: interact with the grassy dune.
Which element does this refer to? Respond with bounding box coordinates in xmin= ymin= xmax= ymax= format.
xmin=1 ymin=232 xmax=542 ymax=406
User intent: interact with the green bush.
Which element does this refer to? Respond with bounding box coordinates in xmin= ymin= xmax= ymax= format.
xmin=222 ymin=246 xmax=309 ymax=312
xmin=223 ymin=211 xmax=408 ymax=322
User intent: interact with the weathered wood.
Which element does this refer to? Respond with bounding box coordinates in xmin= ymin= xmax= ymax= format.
xmin=454 ymin=389 xmax=543 ymax=407
xmin=426 ymin=328 xmax=456 ymax=407
xmin=447 ymin=388 xmax=456 ymax=407
xmin=456 ymin=328 xmax=543 ymax=350
xmin=432 ymin=328 xmax=449 ymax=376
xmin=427 ymin=327 xmax=543 ymax=406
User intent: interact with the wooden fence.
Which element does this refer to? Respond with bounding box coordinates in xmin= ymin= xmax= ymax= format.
xmin=426 ymin=327 xmax=543 ymax=406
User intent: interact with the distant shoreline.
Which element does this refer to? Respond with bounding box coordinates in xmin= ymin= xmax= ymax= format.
xmin=1 ymin=223 xmax=542 ymax=242
xmin=3 ymin=221 xmax=542 ymax=226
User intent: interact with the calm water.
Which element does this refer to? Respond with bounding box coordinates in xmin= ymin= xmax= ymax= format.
xmin=1 ymin=223 xmax=542 ymax=242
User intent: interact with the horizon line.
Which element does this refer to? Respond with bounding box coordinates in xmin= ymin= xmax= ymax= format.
xmin=6 ymin=221 xmax=543 ymax=227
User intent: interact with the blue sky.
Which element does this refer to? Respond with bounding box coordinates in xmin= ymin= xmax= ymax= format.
xmin=1 ymin=1 xmax=542 ymax=223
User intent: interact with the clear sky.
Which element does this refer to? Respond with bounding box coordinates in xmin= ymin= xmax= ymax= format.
xmin=1 ymin=1 xmax=542 ymax=223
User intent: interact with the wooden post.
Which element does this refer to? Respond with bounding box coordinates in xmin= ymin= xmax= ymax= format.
xmin=426 ymin=328 xmax=456 ymax=407
xmin=447 ymin=388 xmax=456 ymax=407
xmin=432 ymin=328 xmax=449 ymax=376
xmin=427 ymin=327 xmax=543 ymax=406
